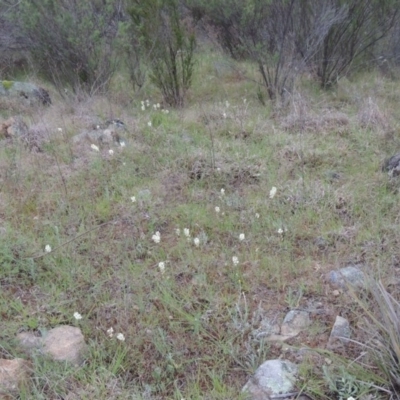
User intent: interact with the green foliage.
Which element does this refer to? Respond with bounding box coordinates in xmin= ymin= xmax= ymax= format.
xmin=14 ymin=0 xmax=121 ymax=94
xmin=2 ymin=80 xmax=14 ymax=90
xmin=128 ymin=0 xmax=196 ymax=107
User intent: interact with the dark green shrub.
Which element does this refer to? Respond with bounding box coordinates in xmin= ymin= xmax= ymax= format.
xmin=128 ymin=0 xmax=196 ymax=107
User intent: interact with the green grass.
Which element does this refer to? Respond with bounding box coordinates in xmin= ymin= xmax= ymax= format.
xmin=2 ymin=49 xmax=400 ymax=399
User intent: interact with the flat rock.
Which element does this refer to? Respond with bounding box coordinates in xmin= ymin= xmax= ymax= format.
xmin=242 ymin=359 xmax=298 ymax=399
xmin=0 ymin=358 xmax=31 ymax=397
xmin=281 ymin=310 xmax=311 ymax=338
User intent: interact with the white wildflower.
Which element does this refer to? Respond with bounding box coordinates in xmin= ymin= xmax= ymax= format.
xmin=277 ymin=228 xmax=284 ymax=234
xmin=145 ymin=99 xmax=150 ymax=106
xmin=255 ymin=213 xmax=260 ymax=219
xmin=130 ymin=196 xmax=136 ymax=203
xmin=107 ymin=327 xmax=114 ymax=337
xmin=222 ymin=112 xmax=227 ymax=119
xmin=120 ymin=141 xmax=126 ymax=147
xmin=156 ymin=103 xmax=160 ymax=109
xmin=158 ymin=261 xmax=165 ymax=273
xmin=153 ymin=104 xmax=157 ymax=110
xmin=269 ymin=186 xmax=277 ymax=199
xmin=165 ymin=109 xmax=169 ymax=114
xmin=91 ymin=144 xmax=99 ymax=152
xmin=116 ymin=333 xmax=125 ymax=342
xmin=175 ymin=228 xmax=180 ymax=236
xmin=45 ymin=244 xmax=52 ymax=253
xmin=183 ymin=228 xmax=190 ymax=237
xmin=232 ymin=256 xmax=239 ymax=266
xmin=147 ymin=121 xmax=152 ymax=127
xmin=57 ymin=127 xmax=62 ymax=132
xmin=141 ymin=105 xmax=145 ymax=111
xmin=73 ymin=312 xmax=82 ymax=320
xmin=108 ymin=149 xmax=114 ymax=155
xmin=152 ymin=231 xmax=161 ymax=243
xmin=193 ymin=237 xmax=200 ymax=247
xmin=215 ymin=206 xmax=220 ymax=213
xmin=220 ymin=188 xmax=225 ymax=195
xmin=239 ymin=233 xmax=245 ymax=241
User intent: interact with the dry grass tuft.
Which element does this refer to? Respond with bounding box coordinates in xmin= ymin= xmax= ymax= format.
xmin=357 ymin=97 xmax=391 ymax=132
xmin=280 ymin=94 xmax=349 ymax=134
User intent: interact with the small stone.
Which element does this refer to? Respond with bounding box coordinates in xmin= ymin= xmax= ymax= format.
xmin=332 ymin=290 xmax=340 ymax=297
xmin=0 ymin=358 xmax=31 ymax=397
xmin=327 ymin=265 xmax=365 ymax=289
xmin=327 ymin=316 xmax=351 ymax=349
xmin=42 ymin=326 xmax=86 ymax=365
xmin=281 ymin=310 xmax=311 ymax=338
xmin=242 ymin=359 xmax=298 ymax=399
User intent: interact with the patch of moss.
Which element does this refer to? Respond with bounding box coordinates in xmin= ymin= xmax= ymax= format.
xmin=2 ymin=80 xmax=14 ymax=90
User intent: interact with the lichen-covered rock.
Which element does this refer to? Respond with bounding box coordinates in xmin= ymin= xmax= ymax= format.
xmin=242 ymin=359 xmax=298 ymax=399
xmin=0 ymin=81 xmax=51 ymax=105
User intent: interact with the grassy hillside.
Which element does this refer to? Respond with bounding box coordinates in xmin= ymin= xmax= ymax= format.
xmin=1 ymin=48 xmax=400 ymax=399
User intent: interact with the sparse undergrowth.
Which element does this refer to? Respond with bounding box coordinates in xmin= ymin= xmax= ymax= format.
xmin=2 ymin=50 xmax=400 ymax=399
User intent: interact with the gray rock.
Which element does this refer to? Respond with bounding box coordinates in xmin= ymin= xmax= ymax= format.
xmin=0 ymin=81 xmax=51 ymax=105
xmin=242 ymin=359 xmax=298 ymax=399
xmin=0 ymin=358 xmax=31 ymax=397
xmin=281 ymin=310 xmax=311 ymax=338
xmin=327 ymin=265 xmax=365 ymax=289
xmin=327 ymin=316 xmax=351 ymax=349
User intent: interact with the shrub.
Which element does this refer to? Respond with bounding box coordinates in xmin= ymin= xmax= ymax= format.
xmin=186 ymin=0 xmax=345 ymax=106
xmin=13 ymin=0 xmax=123 ymax=95
xmin=128 ymin=0 xmax=196 ymax=107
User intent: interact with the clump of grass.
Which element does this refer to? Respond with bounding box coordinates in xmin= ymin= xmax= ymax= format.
xmin=350 ymin=280 xmax=400 ymax=395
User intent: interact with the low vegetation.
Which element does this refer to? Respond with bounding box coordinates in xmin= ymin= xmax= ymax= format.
xmin=2 ymin=0 xmax=400 ymax=398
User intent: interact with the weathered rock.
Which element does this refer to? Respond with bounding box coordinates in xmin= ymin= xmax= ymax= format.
xmin=42 ymin=326 xmax=86 ymax=365
xmin=327 ymin=316 xmax=351 ymax=350
xmin=17 ymin=326 xmax=86 ymax=365
xmin=0 ymin=358 xmax=31 ymax=398
xmin=242 ymin=359 xmax=298 ymax=399
xmin=382 ymin=153 xmax=400 ymax=176
xmin=17 ymin=331 xmax=42 ymax=351
xmin=0 ymin=117 xmax=28 ymax=138
xmin=327 ymin=265 xmax=366 ymax=289
xmin=281 ymin=310 xmax=311 ymax=338
xmin=0 ymin=81 xmax=51 ymax=105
